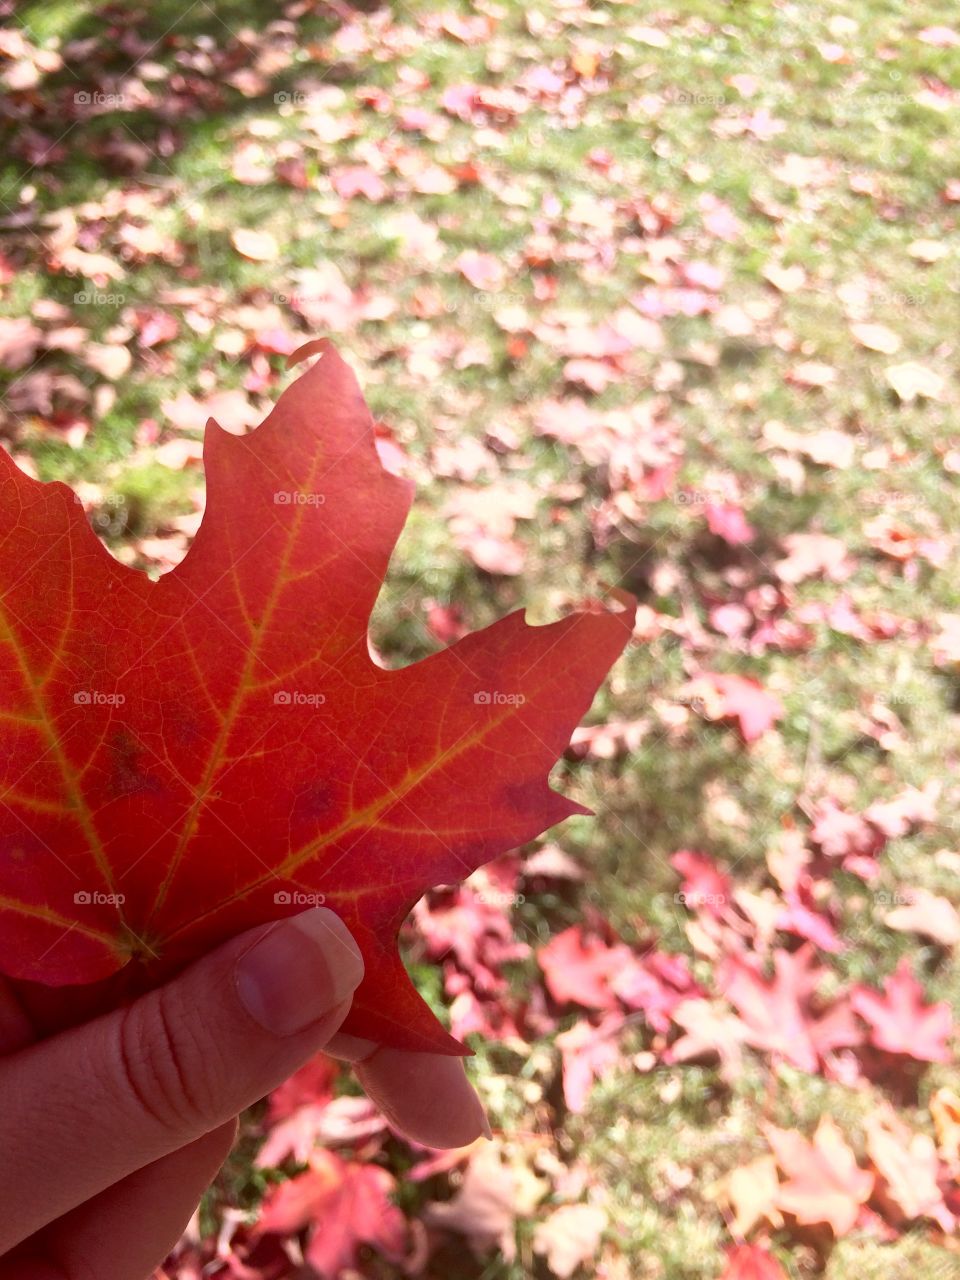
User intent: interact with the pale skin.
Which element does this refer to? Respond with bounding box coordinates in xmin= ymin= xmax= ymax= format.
xmin=0 ymin=907 xmax=489 ymax=1280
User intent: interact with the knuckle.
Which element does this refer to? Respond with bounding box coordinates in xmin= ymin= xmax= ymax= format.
xmin=114 ymin=988 xmax=217 ymax=1133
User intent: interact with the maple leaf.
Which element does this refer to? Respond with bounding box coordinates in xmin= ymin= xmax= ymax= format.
xmin=720 ymin=1244 xmax=788 ymax=1280
xmin=851 ymin=958 xmax=954 ymax=1063
xmin=665 ymin=997 xmax=747 ymax=1083
xmin=765 ymin=1115 xmax=874 ymax=1236
xmin=532 ymin=1203 xmax=607 ymax=1279
xmin=0 ymin=341 xmax=633 ymax=1053
xmin=865 ymin=1107 xmax=956 ymax=1231
xmin=555 ymin=1015 xmax=625 ymax=1113
xmin=254 ymin=1148 xmax=406 ymax=1278
xmin=718 ymin=945 xmax=860 ymax=1074
xmin=425 ymin=1141 xmax=547 ymax=1261
xmin=537 ymin=925 xmax=631 ymax=1010
xmin=683 ymin=672 xmax=783 ymax=743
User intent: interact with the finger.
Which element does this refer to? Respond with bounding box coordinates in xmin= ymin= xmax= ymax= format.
xmin=331 ymin=1035 xmax=490 ymax=1149
xmin=0 ymin=978 xmax=34 ymax=1055
xmin=0 ymin=907 xmax=363 ymax=1253
xmin=0 ymin=1121 xmax=237 ymax=1280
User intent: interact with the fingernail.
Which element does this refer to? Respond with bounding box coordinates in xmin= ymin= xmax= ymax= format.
xmin=235 ymin=908 xmax=364 ymax=1036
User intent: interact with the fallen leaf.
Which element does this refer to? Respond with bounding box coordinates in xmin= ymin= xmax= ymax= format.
xmin=765 ymin=1116 xmax=873 ymax=1236
xmin=254 ymin=1148 xmax=406 ymax=1278
xmin=865 ymin=1107 xmax=956 ymax=1230
xmin=719 ymin=946 xmax=860 ymax=1073
xmin=555 ymin=1015 xmax=625 ymax=1113
xmin=231 ymin=228 xmax=279 ymax=261
xmin=714 ymin=1155 xmax=782 ymax=1237
xmin=426 ymin=1143 xmax=547 ymax=1260
xmin=684 ymin=672 xmax=784 ymax=743
xmin=456 ymin=249 xmax=506 ymax=291
xmin=885 ymin=361 xmax=945 ymax=403
xmin=532 ymin=1203 xmax=607 ymax=1278
xmin=666 ymin=997 xmax=746 ymax=1083
xmin=851 ymin=958 xmax=953 ymax=1062
xmin=850 ymin=322 xmax=901 ymax=354
xmin=884 ymin=889 xmax=960 ymax=947
xmin=930 ymin=1087 xmax=960 ymax=1163
xmin=538 ymin=926 xmax=631 ymax=1010
xmin=720 ymin=1243 xmax=788 ymax=1280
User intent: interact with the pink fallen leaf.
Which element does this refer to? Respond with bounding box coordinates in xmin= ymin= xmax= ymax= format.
xmin=884 ymin=889 xmax=960 ymax=948
xmin=851 ymin=958 xmax=953 ymax=1062
xmin=538 ymin=926 xmax=631 ymax=1010
xmin=765 ymin=1116 xmax=873 ymax=1236
xmin=705 ymin=502 xmax=754 ymax=545
xmin=685 ymin=672 xmax=784 ymax=743
xmin=331 ymin=165 xmax=389 ymax=202
xmin=456 ymin=249 xmax=506 ymax=291
xmin=719 ymin=945 xmax=860 ymax=1073
xmin=555 ymin=1015 xmax=625 ymax=1113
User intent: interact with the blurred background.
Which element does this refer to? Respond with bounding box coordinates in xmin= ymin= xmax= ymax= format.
xmin=1 ymin=1 xmax=959 ymax=1277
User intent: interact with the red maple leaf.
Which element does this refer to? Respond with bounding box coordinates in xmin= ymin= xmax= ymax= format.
xmin=0 ymin=341 xmax=633 ymax=1052
xmin=720 ymin=1244 xmax=788 ymax=1280
xmin=254 ymin=1148 xmax=406 ymax=1278
xmin=851 ymin=957 xmax=954 ymax=1063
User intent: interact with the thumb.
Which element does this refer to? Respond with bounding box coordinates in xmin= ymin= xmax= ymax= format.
xmin=0 ymin=907 xmax=363 ymax=1253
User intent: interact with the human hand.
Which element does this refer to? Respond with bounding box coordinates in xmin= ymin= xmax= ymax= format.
xmin=0 ymin=907 xmax=489 ymax=1279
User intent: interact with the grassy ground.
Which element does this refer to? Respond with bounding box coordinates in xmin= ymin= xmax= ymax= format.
xmin=2 ymin=0 xmax=959 ymax=1276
